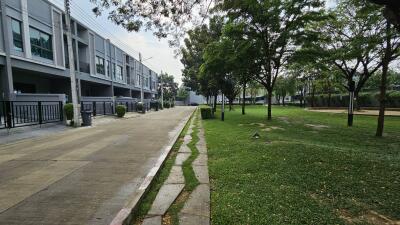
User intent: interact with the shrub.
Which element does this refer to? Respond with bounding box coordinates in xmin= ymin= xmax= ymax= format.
xmin=387 ymin=91 xmax=400 ymax=107
xmin=200 ymin=106 xmax=213 ymax=119
xmin=158 ymin=101 xmax=163 ymax=110
xmin=171 ymin=101 xmax=175 ymax=108
xmin=116 ymin=105 xmax=126 ymax=117
xmin=150 ymin=100 xmax=159 ymax=111
xmin=164 ymin=102 xmax=170 ymax=108
xmin=136 ymin=102 xmax=145 ymax=113
xmin=64 ymin=103 xmax=73 ymax=120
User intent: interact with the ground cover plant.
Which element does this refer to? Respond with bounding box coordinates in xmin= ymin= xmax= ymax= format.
xmin=204 ymin=105 xmax=400 ymax=225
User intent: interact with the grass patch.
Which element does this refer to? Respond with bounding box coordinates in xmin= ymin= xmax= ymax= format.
xmin=204 ymin=105 xmax=400 ymax=225
xmin=166 ymin=110 xmax=201 ymax=225
xmin=130 ymin=113 xmax=192 ymax=225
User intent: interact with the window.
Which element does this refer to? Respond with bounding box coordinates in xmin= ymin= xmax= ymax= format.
xmin=106 ymin=60 xmax=111 ymax=77
xmin=116 ymin=65 xmax=123 ymax=80
xmin=96 ymin=56 xmax=105 ymax=75
xmin=112 ymin=63 xmax=116 ymax=79
xmin=30 ymin=27 xmax=53 ymax=60
xmin=12 ymin=19 xmax=23 ymax=52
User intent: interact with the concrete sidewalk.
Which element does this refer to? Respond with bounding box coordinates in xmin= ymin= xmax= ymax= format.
xmin=0 ymin=107 xmax=195 ymax=225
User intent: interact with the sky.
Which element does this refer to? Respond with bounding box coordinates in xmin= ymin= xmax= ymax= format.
xmin=50 ymin=0 xmax=337 ymax=85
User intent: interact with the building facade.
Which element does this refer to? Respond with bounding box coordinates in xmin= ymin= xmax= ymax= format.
xmin=0 ymin=0 xmax=158 ymax=102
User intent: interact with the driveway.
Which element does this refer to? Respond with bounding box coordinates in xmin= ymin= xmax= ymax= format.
xmin=0 ymin=106 xmax=195 ymax=225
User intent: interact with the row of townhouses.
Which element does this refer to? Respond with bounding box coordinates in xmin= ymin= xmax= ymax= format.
xmin=0 ymin=0 xmax=158 ymax=104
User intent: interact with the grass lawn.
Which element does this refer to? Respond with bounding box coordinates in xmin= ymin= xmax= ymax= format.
xmin=204 ymin=105 xmax=400 ymax=225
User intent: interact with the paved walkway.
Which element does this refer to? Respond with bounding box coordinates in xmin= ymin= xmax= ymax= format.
xmin=142 ymin=111 xmax=210 ymax=225
xmin=0 ymin=107 xmax=195 ymax=225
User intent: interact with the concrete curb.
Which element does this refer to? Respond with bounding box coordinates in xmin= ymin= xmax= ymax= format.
xmin=109 ymin=108 xmax=195 ymax=225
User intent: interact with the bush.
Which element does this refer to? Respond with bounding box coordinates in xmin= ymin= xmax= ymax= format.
xmin=158 ymin=101 xmax=163 ymax=110
xmin=164 ymin=102 xmax=170 ymax=108
xmin=200 ymin=106 xmax=213 ymax=119
xmin=150 ymin=100 xmax=159 ymax=111
xmin=136 ymin=102 xmax=145 ymax=113
xmin=387 ymin=91 xmax=400 ymax=107
xmin=171 ymin=101 xmax=175 ymax=108
xmin=116 ymin=105 xmax=126 ymax=118
xmin=64 ymin=103 xmax=73 ymax=120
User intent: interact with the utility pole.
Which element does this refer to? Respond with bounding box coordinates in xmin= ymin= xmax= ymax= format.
xmin=65 ymin=0 xmax=80 ymax=126
xmin=139 ymin=53 xmax=144 ymax=103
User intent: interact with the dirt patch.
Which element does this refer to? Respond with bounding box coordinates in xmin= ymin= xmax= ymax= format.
xmin=338 ymin=209 xmax=400 ymax=225
xmin=261 ymin=126 xmax=285 ymax=132
xmin=305 ymin=124 xmax=330 ymax=130
xmin=250 ymin=122 xmax=266 ymax=127
xmin=277 ymin=116 xmax=291 ymax=124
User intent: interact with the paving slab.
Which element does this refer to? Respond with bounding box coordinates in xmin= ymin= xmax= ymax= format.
xmin=142 ymin=216 xmax=162 ymax=225
xmin=175 ymin=153 xmax=191 ymax=165
xmin=192 ymin=154 xmax=208 ymax=166
xmin=147 ymin=184 xmax=185 ymax=216
xmin=196 ymin=142 xmax=207 ymax=154
xmin=193 ymin=165 xmax=209 ymax=184
xmin=183 ymin=134 xmax=192 ymax=142
xmin=0 ymin=107 xmax=195 ymax=225
xmin=179 ymin=213 xmax=210 ymax=225
xmin=180 ymin=184 xmax=210 ymax=217
xmin=165 ymin=166 xmax=185 ymax=184
xmin=178 ymin=144 xmax=191 ymax=153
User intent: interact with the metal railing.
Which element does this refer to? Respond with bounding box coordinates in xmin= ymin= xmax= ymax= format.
xmin=115 ymin=99 xmax=138 ymax=112
xmin=0 ymin=101 xmax=64 ymax=129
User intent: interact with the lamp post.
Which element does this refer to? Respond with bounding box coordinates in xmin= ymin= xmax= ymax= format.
xmin=348 ymin=80 xmax=355 ymax=126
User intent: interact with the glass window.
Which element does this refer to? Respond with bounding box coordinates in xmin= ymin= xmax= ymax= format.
xmin=12 ymin=19 xmax=23 ymax=52
xmin=106 ymin=60 xmax=110 ymax=77
xmin=116 ymin=65 xmax=123 ymax=80
xmin=96 ymin=56 xmax=105 ymax=75
xmin=29 ymin=27 xmax=53 ymax=60
xmin=112 ymin=63 xmax=116 ymax=79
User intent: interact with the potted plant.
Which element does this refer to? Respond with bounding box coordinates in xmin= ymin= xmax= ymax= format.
xmin=64 ymin=103 xmax=74 ymax=125
xmin=136 ymin=102 xmax=145 ymax=113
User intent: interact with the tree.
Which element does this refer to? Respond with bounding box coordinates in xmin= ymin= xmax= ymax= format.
xmin=218 ymin=0 xmax=325 ymax=120
xmin=158 ymin=72 xmax=178 ymax=102
xmin=180 ymin=17 xmax=224 ymax=110
xmin=91 ymin=0 xmax=210 ymax=41
xmin=274 ymin=76 xmax=296 ymax=105
xmin=376 ymin=20 xmax=400 ymax=137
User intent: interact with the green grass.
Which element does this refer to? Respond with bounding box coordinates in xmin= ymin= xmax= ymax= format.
xmin=130 ymin=113 xmax=192 ymax=225
xmin=167 ymin=111 xmax=201 ymax=225
xmin=204 ymin=105 xmax=400 ymax=225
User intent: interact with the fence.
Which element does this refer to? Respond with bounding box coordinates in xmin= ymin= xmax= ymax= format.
xmin=81 ymin=101 xmax=115 ymax=116
xmin=115 ymin=98 xmax=138 ymax=112
xmin=0 ymin=101 xmax=64 ymax=129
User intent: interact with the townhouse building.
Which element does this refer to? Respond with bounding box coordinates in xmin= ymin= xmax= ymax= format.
xmin=0 ymin=0 xmax=158 ymax=103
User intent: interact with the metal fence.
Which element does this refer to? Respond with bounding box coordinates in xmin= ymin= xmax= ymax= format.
xmin=115 ymin=99 xmax=138 ymax=112
xmin=81 ymin=101 xmax=115 ymax=116
xmin=0 ymin=101 xmax=64 ymax=129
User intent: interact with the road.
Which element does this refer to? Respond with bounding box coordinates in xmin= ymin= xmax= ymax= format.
xmin=0 ymin=107 xmax=194 ymax=225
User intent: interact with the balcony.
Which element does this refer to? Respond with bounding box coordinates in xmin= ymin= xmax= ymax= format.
xmin=79 ymin=61 xmax=90 ymax=74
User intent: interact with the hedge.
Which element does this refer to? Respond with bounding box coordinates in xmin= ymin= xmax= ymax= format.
xmin=200 ymin=106 xmax=213 ymax=119
xmin=305 ymin=91 xmax=400 ymax=108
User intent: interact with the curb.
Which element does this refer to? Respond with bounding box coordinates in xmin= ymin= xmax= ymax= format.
xmin=109 ymin=108 xmax=195 ymax=225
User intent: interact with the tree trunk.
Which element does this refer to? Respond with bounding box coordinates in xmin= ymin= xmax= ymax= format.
xmin=282 ymin=95 xmax=286 ymax=106
xmin=311 ymin=84 xmax=315 ymax=108
xmin=267 ymin=89 xmax=272 ymax=120
xmin=229 ymin=99 xmax=233 ymax=111
xmin=376 ymin=21 xmax=392 ymax=137
xmin=213 ymin=94 xmax=217 ymax=113
xmin=242 ymin=84 xmax=246 ymax=115
xmin=328 ymin=80 xmax=332 ymax=107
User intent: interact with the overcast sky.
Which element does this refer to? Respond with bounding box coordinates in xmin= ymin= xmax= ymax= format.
xmin=51 ymin=0 xmax=337 ymax=85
